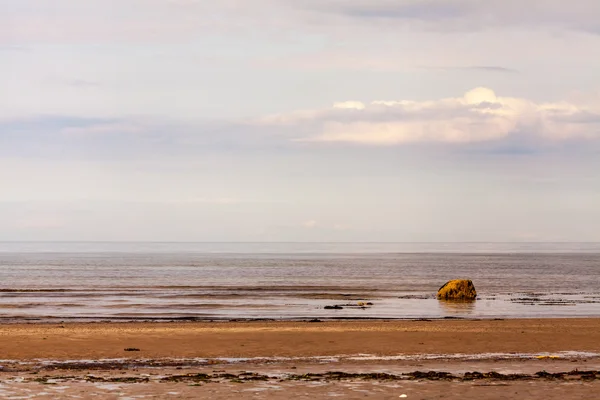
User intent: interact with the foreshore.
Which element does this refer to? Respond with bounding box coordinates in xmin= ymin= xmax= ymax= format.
xmin=1 ymin=318 xmax=599 ymax=399
xmin=1 ymin=318 xmax=599 ymax=360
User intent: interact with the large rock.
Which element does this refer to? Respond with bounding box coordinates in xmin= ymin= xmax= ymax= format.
xmin=437 ymin=279 xmax=477 ymax=300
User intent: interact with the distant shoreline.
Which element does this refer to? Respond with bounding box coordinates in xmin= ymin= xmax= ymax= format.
xmin=3 ymin=241 xmax=600 ymax=254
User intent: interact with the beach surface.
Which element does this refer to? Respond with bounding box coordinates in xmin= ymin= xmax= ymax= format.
xmin=1 ymin=318 xmax=600 ymax=360
xmin=1 ymin=319 xmax=599 ymax=399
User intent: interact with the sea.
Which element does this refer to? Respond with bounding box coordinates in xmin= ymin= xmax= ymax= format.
xmin=1 ymin=242 xmax=599 ymax=322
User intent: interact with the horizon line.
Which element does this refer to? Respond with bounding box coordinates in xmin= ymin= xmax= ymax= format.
xmin=1 ymin=241 xmax=600 ymax=244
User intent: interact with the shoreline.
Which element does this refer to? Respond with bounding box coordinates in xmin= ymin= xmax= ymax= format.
xmin=2 ymin=310 xmax=600 ymax=324
xmin=3 ymin=316 xmax=594 ymax=325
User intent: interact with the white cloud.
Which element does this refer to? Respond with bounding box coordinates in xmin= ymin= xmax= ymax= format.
xmin=334 ymin=101 xmax=366 ymax=110
xmin=333 ymin=224 xmax=351 ymax=231
xmin=256 ymin=88 xmax=600 ymax=145
xmin=302 ymin=219 xmax=318 ymax=228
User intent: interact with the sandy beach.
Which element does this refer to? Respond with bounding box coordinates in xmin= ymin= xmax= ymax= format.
xmin=1 ymin=319 xmax=599 ymax=399
xmin=1 ymin=318 xmax=600 ymax=360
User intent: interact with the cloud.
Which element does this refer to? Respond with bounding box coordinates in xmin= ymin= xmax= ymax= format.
xmin=4 ymin=0 xmax=599 ymax=47
xmin=60 ymin=122 xmax=143 ymax=137
xmin=419 ymin=65 xmax=519 ymax=73
xmin=302 ymin=220 xmax=318 ymax=228
xmin=0 ymin=116 xmax=148 ymax=157
xmin=255 ymin=87 xmax=600 ymax=145
xmin=0 ymin=44 xmax=28 ymax=51
xmin=66 ymin=79 xmax=101 ymax=88
xmin=2 ymin=1 xmax=599 ymax=127
xmin=299 ymin=0 xmax=600 ymax=34
xmin=0 ymin=0 xmax=294 ymax=45
xmin=333 ymin=224 xmax=351 ymax=231
xmin=5 ymin=89 xmax=600 ymax=155
xmin=152 ymin=197 xmax=245 ymax=205
xmin=1 ymin=0 xmax=196 ymax=44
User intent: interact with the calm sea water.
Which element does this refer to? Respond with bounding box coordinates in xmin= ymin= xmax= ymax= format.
xmin=1 ymin=242 xmax=599 ymax=322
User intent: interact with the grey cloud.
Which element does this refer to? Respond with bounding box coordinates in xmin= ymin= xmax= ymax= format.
xmin=0 ymin=114 xmax=301 ymax=161
xmin=420 ymin=65 xmax=519 ymax=73
xmin=0 ymin=115 xmax=119 ymax=135
xmin=4 ymin=0 xmax=598 ymax=46
xmin=547 ymin=111 xmax=600 ymax=124
xmin=0 ymin=45 xmax=29 ymax=51
xmin=323 ymin=0 xmax=469 ymax=20
xmin=295 ymin=0 xmax=600 ymax=33
xmin=470 ymin=66 xmax=518 ymax=73
xmin=66 ymin=79 xmax=101 ymax=88
xmin=0 ymin=116 xmax=159 ymax=159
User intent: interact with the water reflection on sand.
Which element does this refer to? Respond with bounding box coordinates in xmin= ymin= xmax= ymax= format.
xmin=437 ymin=300 xmax=476 ymax=315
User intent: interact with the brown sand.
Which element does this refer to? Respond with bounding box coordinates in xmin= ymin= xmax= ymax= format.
xmin=1 ymin=319 xmax=599 ymax=399
xmin=1 ymin=318 xmax=599 ymax=360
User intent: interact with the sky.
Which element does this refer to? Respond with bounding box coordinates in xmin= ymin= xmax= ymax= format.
xmin=1 ymin=0 xmax=600 ymax=242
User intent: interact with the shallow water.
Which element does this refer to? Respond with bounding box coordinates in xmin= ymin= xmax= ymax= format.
xmin=0 ymin=242 xmax=599 ymax=321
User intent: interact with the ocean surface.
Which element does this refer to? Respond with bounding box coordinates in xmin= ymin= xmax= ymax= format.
xmin=1 ymin=242 xmax=599 ymax=322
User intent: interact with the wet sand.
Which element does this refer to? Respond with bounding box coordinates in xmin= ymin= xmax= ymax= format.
xmin=1 ymin=319 xmax=599 ymax=399
xmin=1 ymin=318 xmax=599 ymax=360
xmin=0 ymin=374 xmax=598 ymax=400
